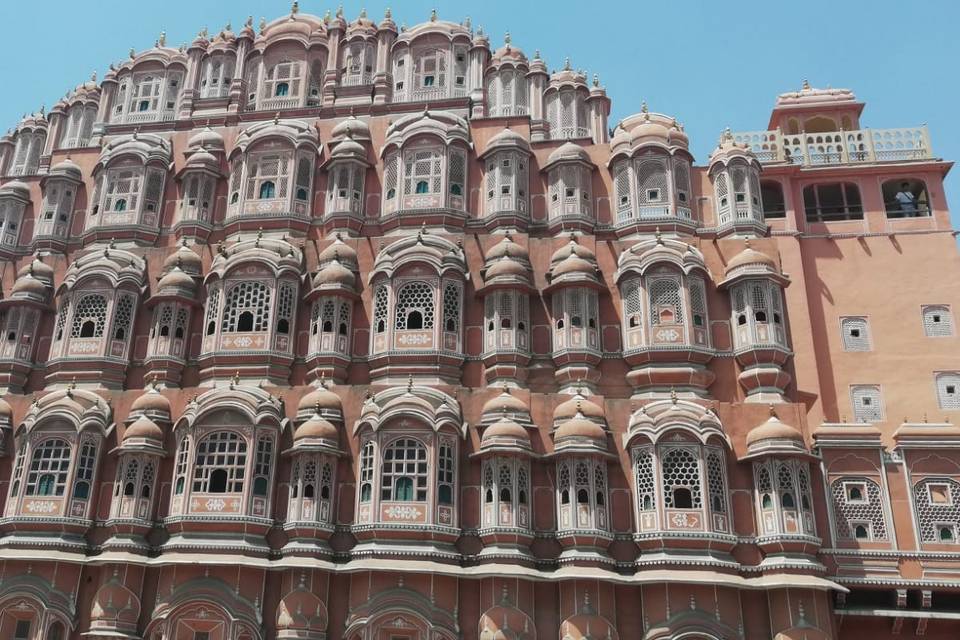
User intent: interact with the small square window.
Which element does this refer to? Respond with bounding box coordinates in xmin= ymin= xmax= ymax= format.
xmin=423 ymin=75 xmax=435 ymax=87
xmin=565 ymin=188 xmax=575 ymax=198
xmin=502 ymin=159 xmax=511 ymax=168
xmin=862 ymin=397 xmax=872 ymax=406
xmin=852 ymin=522 xmax=871 ymax=540
xmin=455 ymin=76 xmax=465 ymax=86
xmin=678 ymin=192 xmax=687 ymax=203
xmin=501 ymin=186 xmax=510 ymax=195
xmin=850 ymin=328 xmax=860 ymax=338
xmin=397 ymin=59 xmax=405 ymax=67
xmin=620 ymin=196 xmax=629 ymax=205
xmin=929 ymin=483 xmax=952 ymax=505
xmin=845 ymin=482 xmax=868 ymax=503
xmin=937 ymin=524 xmax=956 ymax=542
xmin=395 ymin=82 xmax=404 ymax=91
xmin=456 ymin=54 xmax=465 ymax=63
xmin=735 ymin=192 xmax=746 ymax=203
xmin=647 ymin=188 xmax=660 ymax=201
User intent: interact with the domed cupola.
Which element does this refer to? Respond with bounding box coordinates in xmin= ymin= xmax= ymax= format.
xmin=708 ymin=128 xmax=765 ymax=235
xmin=331 ymin=115 xmax=371 ymax=143
xmin=50 ymin=72 xmax=100 ymax=150
xmin=9 ymin=256 xmax=54 ymax=305
xmin=390 ymin=9 xmax=474 ymax=105
xmin=485 ymin=33 xmax=530 ymax=120
xmin=542 ymin=141 xmax=596 ymax=233
xmin=306 ymin=236 xmax=359 ymax=384
xmin=296 ymin=377 xmax=344 ymax=423
xmin=479 ymin=127 xmax=532 ymax=229
xmin=324 ymin=119 xmax=371 ymax=231
xmin=0 ymin=180 xmax=30 ymax=253
xmin=542 ymin=57 xmax=608 ymax=144
xmin=477 ymin=239 xmax=534 ymax=385
xmin=36 ymin=157 xmax=83 ymax=249
xmin=745 ymin=407 xmax=807 ymax=458
xmin=0 ymin=255 xmax=54 ymax=393
xmin=6 ymin=110 xmax=48 ymax=177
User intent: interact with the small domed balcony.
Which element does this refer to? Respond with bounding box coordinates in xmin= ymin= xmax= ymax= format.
xmin=708 ymin=130 xmax=766 ymax=237
xmin=0 ymin=256 xmax=54 ymax=393
xmin=305 ymin=234 xmax=359 ymax=384
xmin=321 ymin=117 xmax=371 ymax=235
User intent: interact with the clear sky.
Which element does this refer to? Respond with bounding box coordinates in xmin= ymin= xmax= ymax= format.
xmin=2 ymin=0 xmax=958 ymax=222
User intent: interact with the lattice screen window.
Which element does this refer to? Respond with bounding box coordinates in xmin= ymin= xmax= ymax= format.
xmin=204 ymin=286 xmax=221 ymax=336
xmin=9 ymin=441 xmax=26 ymax=497
xmin=674 ymin=158 xmax=692 ymax=205
xmin=482 ymin=461 xmax=495 ymax=504
xmin=594 ymin=462 xmax=607 ymax=510
xmin=104 ymin=169 xmax=142 ymax=213
xmin=120 ymin=459 xmax=139 ymax=497
xmin=557 ymin=460 xmax=571 ymax=505
xmin=71 ymin=294 xmax=108 ymax=338
xmin=143 ymin=168 xmax=165 ymax=213
xmin=373 ymin=284 xmax=389 ymax=333
xmin=164 ymin=72 xmax=182 ymax=111
xmin=245 ymin=59 xmax=261 ymax=106
xmin=72 ymin=438 xmax=98 ymax=499
xmin=913 ymin=478 xmax=960 ymax=543
xmin=174 ymin=437 xmax=190 ymax=494
xmin=442 ymin=282 xmax=461 ymax=333
xmin=276 ymin=282 xmax=296 ymax=335
xmin=922 ymin=305 xmax=954 ymax=337
xmin=294 ymin=156 xmax=313 ymax=201
xmin=380 ymin=438 xmax=428 ymax=501
xmin=252 ymin=436 xmax=274 ymax=496
xmin=706 ymin=449 xmax=727 ymax=513
xmin=690 ymin=278 xmax=708 ymax=329
xmin=635 ymin=158 xmax=667 ymax=205
xmin=263 ymin=60 xmax=302 ymax=99
xmin=634 ymin=447 xmax=656 ymax=511
xmin=649 ymin=277 xmax=684 ymax=325
xmin=453 ymin=46 xmax=467 ymax=88
xmin=383 ymin=152 xmax=399 ymax=201
xmin=395 ymin=281 xmax=435 ymax=331
xmin=222 ymin=281 xmax=271 ymax=333
xmin=831 ymin=477 xmax=888 ymax=540
xmin=112 ymin=294 xmax=135 ymax=341
xmin=517 ymin=464 xmax=529 ymax=505
xmin=797 ymin=464 xmax=813 ymax=511
xmin=449 ymin=149 xmax=466 ymax=198
xmin=337 ymin=300 xmax=351 ymax=336
xmin=142 ymin=461 xmax=155 ymax=499
xmin=840 ymin=317 xmax=871 ymax=351
xmin=200 ymin=55 xmax=235 ymax=99
xmin=129 ymin=74 xmax=162 ymax=113
xmin=437 ymin=441 xmax=455 ymax=505
xmin=661 ymin=447 xmax=702 ymax=509
xmin=498 ymin=462 xmax=513 ymax=504
xmin=730 ymin=166 xmax=747 ymax=204
xmin=246 ymin=153 xmax=290 ymax=201
xmin=192 ymin=431 xmax=247 ymax=494
xmin=227 ymin=160 xmax=243 ymax=209
xmin=359 ymin=441 xmax=375 ymax=502
xmin=715 ymin=172 xmax=730 ymax=214
xmin=851 ymin=385 xmax=884 ymax=423
xmin=936 ymin=372 xmax=960 ymax=410
xmin=755 ymin=463 xmax=774 ymax=509
xmin=404 ymin=149 xmax=442 ymax=196
xmin=414 ymin=48 xmax=447 ymax=90
xmin=26 ymin=438 xmax=71 ymax=497
xmin=614 ymin=160 xmax=632 ymax=219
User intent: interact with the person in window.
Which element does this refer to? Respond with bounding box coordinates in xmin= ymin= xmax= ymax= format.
xmin=895 ymin=182 xmax=918 ymax=216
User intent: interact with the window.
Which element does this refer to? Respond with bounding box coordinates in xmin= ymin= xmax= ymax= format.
xmin=359 ymin=441 xmax=375 ymax=502
xmin=14 ymin=620 xmax=31 ymax=640
xmin=404 ymin=149 xmax=442 ymax=196
xmin=661 ymin=448 xmax=702 ymax=509
xmin=649 ymin=278 xmax=684 ymax=326
xmin=840 ymin=316 xmax=871 ymax=351
xmin=882 ymin=178 xmax=930 ymax=218
xmin=394 ymin=282 xmax=434 ymax=331
xmin=831 ymin=478 xmax=888 ymax=540
xmin=761 ymin=180 xmax=786 ymax=218
xmin=803 ymin=182 xmax=863 ymax=222
xmin=937 ymin=373 xmax=960 ymax=410
xmin=192 ymin=432 xmax=247 ymax=494
xmin=253 ymin=436 xmax=274 ymax=497
xmin=922 ymin=305 xmax=953 ymax=337
xmin=442 ymin=282 xmax=460 ymax=334
xmin=73 ymin=440 xmax=98 ymax=500
xmin=635 ymin=447 xmax=656 ymax=512
xmin=913 ymin=479 xmax=960 ymax=543
xmin=222 ymin=282 xmax=271 ymax=333
xmin=438 ymin=442 xmax=455 ymax=505
xmin=26 ymin=439 xmax=71 ymax=496
xmin=259 ymin=181 xmax=276 ymax=199
xmin=380 ymin=438 xmax=428 ymax=502
xmin=70 ymin=294 xmax=108 ymax=338
xmin=174 ymin=437 xmax=190 ymax=495
xmin=246 ymin=153 xmax=290 ymax=203
xmin=851 ymin=385 xmax=884 ymax=423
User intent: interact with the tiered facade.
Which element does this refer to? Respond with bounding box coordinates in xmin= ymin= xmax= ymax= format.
xmin=0 ymin=7 xmax=958 ymax=640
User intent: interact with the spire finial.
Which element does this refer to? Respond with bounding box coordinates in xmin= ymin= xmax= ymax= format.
xmin=430 ymin=8 xmax=438 ymax=21
xmin=563 ymin=56 xmax=571 ymax=71
xmin=259 ymin=16 xmax=267 ymax=32
xmin=802 ymin=78 xmax=810 ymax=90
xmin=655 ymin=226 xmax=663 ymax=245
xmin=91 ymin=70 xmax=97 ymax=82
xmin=593 ymin=73 xmax=599 ymax=87
xmin=291 ymin=1 xmax=300 ymax=15
xmin=670 ymin=387 xmax=678 ymax=404
xmin=769 ymin=403 xmax=776 ymax=418
xmin=641 ymin=100 xmax=649 ymax=114
xmin=158 ymin=31 xmax=166 ymax=47
xmin=336 ymin=4 xmax=344 ymax=18
xmin=504 ymin=31 xmax=511 ymax=46
xmin=407 ymin=374 xmax=414 ymax=393
xmin=384 ymin=7 xmax=392 ymax=19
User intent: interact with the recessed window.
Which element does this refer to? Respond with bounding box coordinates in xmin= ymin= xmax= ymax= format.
xmin=936 ymin=373 xmax=960 ymax=410
xmin=840 ymin=316 xmax=871 ymax=351
xmin=923 ymin=305 xmax=954 ymax=337
xmin=423 ymin=75 xmax=435 ymax=87
xmin=853 ymin=523 xmax=870 ymax=539
xmin=275 ymin=82 xmax=289 ymax=97
xmin=851 ymin=385 xmax=884 ymax=422
xmin=938 ymin=525 xmax=956 ymax=542
xmin=565 ymin=188 xmax=575 ymax=198
xmin=647 ymin=188 xmax=661 ymax=201
xmin=928 ymin=483 xmax=952 ymax=505
xmin=14 ymin=620 xmax=31 ymax=640
xmin=846 ymin=482 xmax=867 ymax=503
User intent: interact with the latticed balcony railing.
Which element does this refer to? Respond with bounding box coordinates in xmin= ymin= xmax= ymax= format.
xmin=260 ymin=96 xmax=302 ymax=111
xmin=731 ymin=126 xmax=932 ymax=165
xmin=122 ymin=110 xmax=176 ymax=125
xmin=395 ymin=86 xmax=469 ymax=104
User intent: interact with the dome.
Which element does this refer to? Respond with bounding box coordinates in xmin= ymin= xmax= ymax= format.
xmin=163 ymin=243 xmax=203 ymax=274
xmin=123 ymin=415 xmax=164 ymax=442
xmin=330 ymin=136 xmax=367 ymax=161
xmin=481 ymin=390 xmax=529 ymax=416
xmin=485 ymin=235 xmax=529 ymax=261
xmin=331 ymin=115 xmax=370 ymax=141
xmin=546 ymin=141 xmax=591 ymax=167
xmin=48 ymin=158 xmax=83 ymax=181
xmin=489 ymin=35 xmax=528 ymax=67
xmin=11 ymin=272 xmax=48 ymax=297
xmin=482 ymin=418 xmax=530 ymax=443
xmin=552 ymin=253 xmax=595 ymax=277
xmin=318 ymin=235 xmax=358 ymax=265
xmin=708 ymin=128 xmax=757 ymax=169
xmin=555 ymin=414 xmax=607 ymax=441
xmin=130 ymin=386 xmax=171 ymax=414
xmin=555 ymin=394 xmax=604 ymax=421
xmin=485 ymin=256 xmax=529 ymax=279
xmin=294 ymin=415 xmax=339 ymax=443
xmin=187 ymin=127 xmax=225 ymax=152
xmin=298 ymin=385 xmax=343 ymax=413
xmin=186 ymin=147 xmax=220 ymax=170
xmin=726 ymin=245 xmax=777 ymax=273
xmin=0 ymin=397 xmax=11 ymax=420
xmin=746 ymin=414 xmax=804 ymax=448
xmin=157 ymin=266 xmax=196 ymax=291
xmin=482 ymin=127 xmax=530 ymax=156
xmin=313 ymin=259 xmax=356 ymax=288
xmin=551 ymin=238 xmax=596 ymax=263
xmin=0 ymin=180 xmax=30 ymax=200
xmin=17 ymin=256 xmax=54 ymax=281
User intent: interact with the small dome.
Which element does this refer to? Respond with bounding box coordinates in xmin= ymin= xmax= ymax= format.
xmin=546 ymin=141 xmax=590 ymax=166
xmin=726 ymin=245 xmax=777 ymax=273
xmin=313 ymin=259 xmax=356 ymax=288
xmin=187 ymin=127 xmax=225 ymax=152
xmin=552 ymin=253 xmax=595 ymax=277
xmin=482 ymin=389 xmax=529 ymax=416
xmin=0 ymin=180 xmax=30 ymax=199
xmin=130 ymin=386 xmax=171 ymax=414
xmin=550 ymin=238 xmax=595 ymax=263
xmin=298 ymin=385 xmax=342 ymax=413
xmin=330 ymin=136 xmax=367 ymax=161
xmin=48 ymin=158 xmax=83 ymax=181
xmin=746 ymin=414 xmax=804 ymax=448
xmin=331 ymin=115 xmax=370 ymax=141
xmin=318 ymin=235 xmax=358 ymax=265
xmin=17 ymin=256 xmax=54 ymax=281
xmin=162 ymin=243 xmax=203 ymax=274
xmin=486 ymin=235 xmax=529 ymax=262
xmin=485 ymin=256 xmax=529 ymax=279
xmin=294 ymin=415 xmax=339 ymax=443
xmin=186 ymin=147 xmax=219 ymax=170
xmin=554 ymin=394 xmax=604 ymax=421
xmin=157 ymin=266 xmax=196 ymax=291
xmin=490 ymin=42 xmax=528 ymax=67
xmin=124 ymin=415 xmax=164 ymax=442
xmin=482 ymin=418 xmax=530 ymax=443
xmin=11 ymin=272 xmax=48 ymax=296
xmin=0 ymin=397 xmax=11 ymax=420
xmin=483 ymin=127 xmax=530 ymax=156
xmin=555 ymin=415 xmax=607 ymax=441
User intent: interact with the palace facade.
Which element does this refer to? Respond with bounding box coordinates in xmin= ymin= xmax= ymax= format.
xmin=0 ymin=6 xmax=958 ymax=640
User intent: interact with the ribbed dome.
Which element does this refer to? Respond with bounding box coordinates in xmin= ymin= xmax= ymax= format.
xmin=551 ymin=238 xmax=595 ymax=263
xmin=298 ymin=385 xmax=342 ymax=413
xmin=162 ymin=243 xmax=202 ymax=274
xmin=555 ymin=415 xmax=607 ymax=441
xmin=727 ymin=246 xmax=777 ymax=273
xmin=188 ymin=126 xmax=225 ymax=151
xmin=157 ymin=266 xmax=196 ymax=291
xmin=481 ymin=389 xmax=529 ymax=416
xmin=554 ymin=394 xmax=604 ymax=421
xmin=294 ymin=416 xmax=339 ymax=442
xmin=313 ymin=259 xmax=356 ymax=288
xmin=331 ymin=115 xmax=370 ymax=141
xmin=746 ymin=414 xmax=803 ymax=447
xmin=482 ymin=418 xmax=530 ymax=443
xmin=330 ymin=136 xmax=366 ymax=160
xmin=486 ymin=235 xmax=529 ymax=261
xmin=48 ymin=158 xmax=82 ymax=181
xmin=318 ymin=235 xmax=358 ymax=265
xmin=17 ymin=257 xmax=54 ymax=281
xmin=552 ymin=254 xmax=595 ymax=277
xmin=186 ymin=147 xmax=219 ymax=169
xmin=130 ymin=386 xmax=171 ymax=414
xmin=486 ymin=256 xmax=529 ymax=279
xmin=11 ymin=272 xmax=48 ymax=296
xmin=124 ymin=415 xmax=164 ymax=442
xmin=546 ymin=141 xmax=590 ymax=166
xmin=483 ymin=127 xmax=530 ymax=155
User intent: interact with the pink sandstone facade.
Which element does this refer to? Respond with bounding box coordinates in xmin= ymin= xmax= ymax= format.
xmin=0 ymin=6 xmax=957 ymax=640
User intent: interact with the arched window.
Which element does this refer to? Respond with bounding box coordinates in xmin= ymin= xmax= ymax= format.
xmin=253 ymin=436 xmax=274 ymax=497
xmin=661 ymin=448 xmax=702 ymax=509
xmin=380 ymin=438 xmax=428 ymax=502
xmin=193 ymin=432 xmax=247 ymax=494
xmin=26 ymin=439 xmax=71 ymax=496
xmin=72 ymin=440 xmax=98 ymax=500
xmin=359 ymin=441 xmax=375 ymax=502
xmin=174 ymin=436 xmax=190 ymax=495
xmin=761 ymin=180 xmax=786 ymax=218
xmin=437 ymin=442 xmax=455 ymax=505
xmin=46 ymin=622 xmax=65 ymax=640
xmin=70 ymin=294 xmax=107 ymax=339
xmin=222 ymin=282 xmax=271 ymax=333
xmin=373 ymin=285 xmax=389 ymax=334
xmin=803 ymin=183 xmax=863 ymax=222
xmin=394 ymin=282 xmax=435 ymax=331
xmin=649 ymin=278 xmax=683 ymax=326
xmin=259 ymin=180 xmax=276 ymax=199
xmin=882 ymin=178 xmax=931 ymax=218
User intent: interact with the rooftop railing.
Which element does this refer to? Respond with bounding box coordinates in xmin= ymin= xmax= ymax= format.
xmin=731 ymin=126 xmax=932 ymax=165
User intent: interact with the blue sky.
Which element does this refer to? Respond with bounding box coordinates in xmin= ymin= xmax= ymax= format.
xmin=2 ymin=0 xmax=958 ymax=221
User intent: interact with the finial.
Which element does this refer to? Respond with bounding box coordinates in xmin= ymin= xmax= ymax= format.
xmin=655 ymin=226 xmax=663 ymax=244
xmin=359 ymin=8 xmax=367 ymax=19
xmin=744 ymin=237 xmax=751 ymax=249
xmin=384 ymin=7 xmax=392 ymax=19
xmin=259 ymin=16 xmax=267 ymax=32
xmin=430 ymin=8 xmax=438 ymax=21
xmin=68 ymin=376 xmax=77 ymax=396
xmin=769 ymin=403 xmax=776 ymax=418
xmin=225 ymin=21 xmax=232 ymax=31
xmin=670 ymin=387 xmax=678 ymax=404
xmin=563 ymin=56 xmax=571 ymax=71
xmin=464 ymin=16 xmax=472 ymax=30
xmin=129 ymin=47 xmax=136 ymax=59
xmin=245 ymin=16 xmax=253 ymax=28
xmin=231 ymin=371 xmax=240 ymax=389
xmin=274 ymin=112 xmax=280 ymax=125
xmin=504 ymin=31 xmax=511 ymax=46
xmin=534 ymin=49 xmax=541 ymax=60
xmin=91 ymin=70 xmax=97 ymax=82
xmin=291 ymin=1 xmax=300 ymax=15
xmin=641 ymin=100 xmax=649 ymax=114
xmin=802 ymin=78 xmax=810 ymax=90
xmin=256 ymin=227 xmax=263 ymax=247
xmin=501 ymin=583 xmax=509 ymax=603
xmin=158 ymin=31 xmax=166 ymax=47
xmin=407 ymin=375 xmax=413 ymax=393
xmin=593 ymin=73 xmax=599 ymax=87
xmin=324 ymin=9 xmax=331 ymax=23
xmin=336 ymin=4 xmax=344 ymax=18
